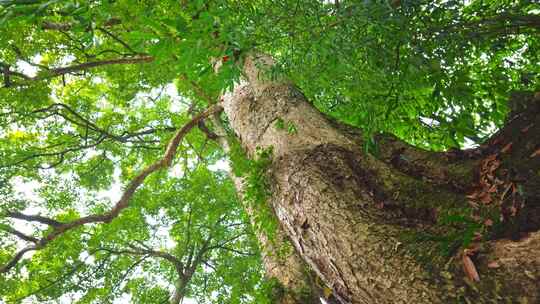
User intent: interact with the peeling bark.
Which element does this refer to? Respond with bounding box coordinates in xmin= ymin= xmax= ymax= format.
xmin=222 ymin=54 xmax=540 ymax=303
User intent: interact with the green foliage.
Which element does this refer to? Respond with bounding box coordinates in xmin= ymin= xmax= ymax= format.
xmin=232 ymin=0 xmax=539 ymax=150
xmin=229 ymin=136 xmax=252 ymax=178
xmin=274 ymin=118 xmax=297 ymax=135
xmin=262 ymin=277 xmax=285 ymax=303
xmin=437 ymin=214 xmax=483 ymax=256
xmin=1 ymin=166 xmax=266 ymax=303
xmin=243 ymin=147 xmax=278 ymax=238
xmin=228 ymin=137 xmax=279 ymax=239
xmin=274 ymin=117 xmax=285 ymax=130
xmin=0 ymin=0 xmax=538 ymax=302
xmin=286 ymin=121 xmax=298 ymax=135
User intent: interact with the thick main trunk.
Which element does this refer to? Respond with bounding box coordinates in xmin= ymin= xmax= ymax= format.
xmin=211 ymin=114 xmax=326 ymax=304
xmin=222 ymin=55 xmax=540 ymax=303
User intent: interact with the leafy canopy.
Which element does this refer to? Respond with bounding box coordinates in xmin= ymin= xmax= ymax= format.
xmin=0 ymin=0 xmax=538 ymax=303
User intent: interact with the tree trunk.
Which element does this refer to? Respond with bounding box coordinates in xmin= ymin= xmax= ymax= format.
xmin=170 ymin=277 xmax=187 ymax=304
xmin=222 ymin=54 xmax=540 ymax=303
xmin=211 ymin=114 xmax=329 ymax=304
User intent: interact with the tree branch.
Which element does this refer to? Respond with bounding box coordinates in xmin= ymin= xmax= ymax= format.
xmin=100 ymin=246 xmax=182 ymax=270
xmin=97 ymin=27 xmax=138 ymax=55
xmin=32 ymin=102 xmax=173 ymax=144
xmin=3 ymin=56 xmax=153 ymax=87
xmin=1 ymin=227 xmax=39 ymax=243
xmin=5 ymin=211 xmax=63 ymax=227
xmin=0 ymin=245 xmax=38 ymax=273
xmin=44 ymin=56 xmax=153 ymax=79
xmin=0 ymin=105 xmax=223 ymax=274
xmin=1 ymin=103 xmax=181 ymax=169
xmin=41 ymin=18 xmax=122 ymax=31
xmin=0 ymin=135 xmax=108 ymax=169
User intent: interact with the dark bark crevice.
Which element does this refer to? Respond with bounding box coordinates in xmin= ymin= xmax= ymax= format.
xmin=270 ymin=144 xmax=443 ymax=303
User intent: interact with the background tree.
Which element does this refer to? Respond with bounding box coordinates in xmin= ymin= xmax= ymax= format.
xmin=0 ymin=0 xmax=539 ymax=303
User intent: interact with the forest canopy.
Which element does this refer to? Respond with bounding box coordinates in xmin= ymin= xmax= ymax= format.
xmin=0 ymin=0 xmax=538 ymax=303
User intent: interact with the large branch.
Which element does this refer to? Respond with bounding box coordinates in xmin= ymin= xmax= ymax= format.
xmin=5 ymin=211 xmax=62 ymax=227
xmin=2 ymin=56 xmax=153 ymax=87
xmin=1 ymin=103 xmax=177 ymax=169
xmin=0 ymin=105 xmax=223 ymax=274
xmin=41 ymin=18 xmax=122 ymax=31
xmin=32 ymin=102 xmax=175 ymax=144
xmin=99 ymin=246 xmax=184 ymax=273
xmin=1 ymin=227 xmax=39 ymax=243
xmin=41 ymin=56 xmax=153 ymax=79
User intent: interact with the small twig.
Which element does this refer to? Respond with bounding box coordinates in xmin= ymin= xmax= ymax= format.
xmin=97 ymin=27 xmax=138 ymax=55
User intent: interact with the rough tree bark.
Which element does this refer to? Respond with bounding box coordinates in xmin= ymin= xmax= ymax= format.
xmin=211 ymin=113 xmax=333 ymax=304
xmin=221 ymin=54 xmax=540 ymax=304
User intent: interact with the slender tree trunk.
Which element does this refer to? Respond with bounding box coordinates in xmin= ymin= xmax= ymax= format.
xmin=170 ymin=277 xmax=187 ymax=304
xmin=222 ymin=54 xmax=540 ymax=303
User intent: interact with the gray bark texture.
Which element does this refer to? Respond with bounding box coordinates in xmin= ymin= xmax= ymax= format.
xmin=221 ymin=54 xmax=540 ymax=304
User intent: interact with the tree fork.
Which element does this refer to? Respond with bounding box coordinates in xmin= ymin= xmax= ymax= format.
xmin=223 ymin=54 xmax=540 ymax=303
